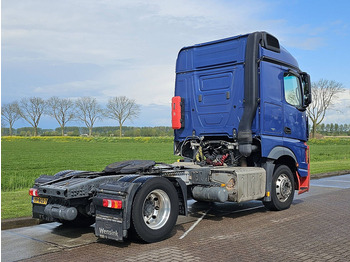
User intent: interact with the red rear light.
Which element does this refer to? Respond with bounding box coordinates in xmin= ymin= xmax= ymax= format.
xmin=29 ymin=188 xmax=39 ymax=197
xmin=102 ymin=199 xmax=123 ymax=209
xmin=172 ymin=96 xmax=184 ymax=129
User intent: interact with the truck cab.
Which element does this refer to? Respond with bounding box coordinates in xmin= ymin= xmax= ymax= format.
xmin=172 ymin=31 xmax=311 ymax=203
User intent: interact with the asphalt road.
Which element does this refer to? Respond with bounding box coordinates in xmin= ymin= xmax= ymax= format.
xmin=2 ymin=174 xmax=350 ymax=262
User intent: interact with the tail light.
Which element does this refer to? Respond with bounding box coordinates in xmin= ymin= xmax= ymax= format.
xmin=102 ymin=199 xmax=123 ymax=209
xmin=172 ymin=96 xmax=184 ymax=129
xmin=29 ymin=188 xmax=39 ymax=197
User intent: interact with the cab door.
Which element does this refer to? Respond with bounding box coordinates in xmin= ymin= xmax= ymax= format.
xmin=282 ymin=70 xmax=307 ymax=141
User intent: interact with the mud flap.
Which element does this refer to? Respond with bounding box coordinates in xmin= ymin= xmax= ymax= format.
xmin=296 ymin=169 xmax=310 ymax=194
xmin=93 ymin=181 xmax=140 ymax=241
xmin=95 ymin=212 xmax=124 ymax=241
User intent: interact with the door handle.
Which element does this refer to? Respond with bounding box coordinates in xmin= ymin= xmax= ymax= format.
xmin=284 ymin=127 xmax=291 ymax=134
xmin=198 ymin=95 xmax=202 ymax=102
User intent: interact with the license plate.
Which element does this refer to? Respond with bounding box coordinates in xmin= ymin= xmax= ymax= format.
xmin=32 ymin=196 xmax=48 ymax=205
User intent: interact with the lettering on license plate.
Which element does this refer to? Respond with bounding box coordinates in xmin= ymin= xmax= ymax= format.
xmin=32 ymin=197 xmax=48 ymax=205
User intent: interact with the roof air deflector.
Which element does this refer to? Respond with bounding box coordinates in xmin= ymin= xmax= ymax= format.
xmin=262 ymin=32 xmax=280 ymax=53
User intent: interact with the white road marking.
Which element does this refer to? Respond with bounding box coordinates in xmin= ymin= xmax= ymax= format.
xmin=179 ymin=208 xmax=211 ymax=239
xmin=179 ymin=205 xmax=265 ymax=239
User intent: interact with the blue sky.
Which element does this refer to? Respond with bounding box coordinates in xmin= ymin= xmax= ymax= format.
xmin=2 ymin=0 xmax=350 ymax=129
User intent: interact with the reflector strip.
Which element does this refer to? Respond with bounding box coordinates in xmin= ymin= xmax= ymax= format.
xmin=102 ymin=199 xmax=123 ymax=209
xmin=29 ymin=188 xmax=39 ymax=197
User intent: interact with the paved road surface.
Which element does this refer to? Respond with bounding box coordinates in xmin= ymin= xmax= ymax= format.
xmin=2 ymin=174 xmax=350 ymax=262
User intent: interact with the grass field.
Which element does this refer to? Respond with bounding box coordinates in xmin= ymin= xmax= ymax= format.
xmin=308 ymin=138 xmax=350 ymax=174
xmin=1 ymin=136 xmax=350 ymax=219
xmin=2 ymin=190 xmax=32 ymax=219
xmin=1 ymin=136 xmax=178 ymax=192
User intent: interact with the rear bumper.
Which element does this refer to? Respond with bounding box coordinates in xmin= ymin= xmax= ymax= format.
xmin=32 ymin=203 xmax=55 ymax=222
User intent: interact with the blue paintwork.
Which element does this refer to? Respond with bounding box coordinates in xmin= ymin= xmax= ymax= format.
xmin=174 ymin=33 xmax=308 ymax=168
xmin=175 ymin=35 xmax=247 ymax=139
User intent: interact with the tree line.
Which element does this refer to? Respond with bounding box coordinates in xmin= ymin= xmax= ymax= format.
xmin=1 ymin=126 xmax=174 ymax=137
xmin=2 ymin=79 xmax=348 ymax=138
xmin=315 ymin=123 xmax=350 ymax=136
xmin=3 ymin=123 xmax=350 ymax=137
xmin=1 ymin=96 xmax=140 ymax=137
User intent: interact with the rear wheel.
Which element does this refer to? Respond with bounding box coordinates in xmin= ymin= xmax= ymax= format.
xmin=131 ymin=177 xmax=179 ymax=243
xmin=263 ymin=165 xmax=295 ymax=211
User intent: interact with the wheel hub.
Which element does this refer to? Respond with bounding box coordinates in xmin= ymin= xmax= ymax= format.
xmin=142 ymin=189 xmax=171 ymax=230
xmin=144 ymin=200 xmax=154 ymax=217
xmin=275 ymin=173 xmax=292 ymax=202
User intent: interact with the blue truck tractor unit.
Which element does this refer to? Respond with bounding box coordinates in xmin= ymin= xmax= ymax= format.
xmin=29 ymin=31 xmax=312 ymax=243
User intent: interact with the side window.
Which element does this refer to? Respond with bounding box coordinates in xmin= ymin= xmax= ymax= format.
xmin=283 ymin=74 xmax=302 ymax=107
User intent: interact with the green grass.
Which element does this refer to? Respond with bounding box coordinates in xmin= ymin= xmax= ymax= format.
xmin=1 ymin=136 xmax=177 ymax=192
xmin=1 ymin=136 xmax=178 ymax=219
xmin=1 ymin=190 xmax=32 ymax=219
xmin=310 ymin=160 xmax=350 ymax=174
xmin=1 ymin=136 xmax=350 ymax=219
xmin=308 ymin=138 xmax=350 ymax=174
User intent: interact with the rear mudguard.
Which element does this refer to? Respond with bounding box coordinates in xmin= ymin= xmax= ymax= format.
xmin=93 ymin=175 xmax=187 ymax=241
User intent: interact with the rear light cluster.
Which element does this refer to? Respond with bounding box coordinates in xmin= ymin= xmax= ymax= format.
xmin=172 ymin=96 xmax=184 ymax=130
xmin=29 ymin=188 xmax=39 ymax=197
xmin=102 ymin=199 xmax=123 ymax=209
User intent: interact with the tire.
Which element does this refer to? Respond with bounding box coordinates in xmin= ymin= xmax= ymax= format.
xmin=131 ymin=177 xmax=179 ymax=243
xmin=263 ymin=165 xmax=295 ymax=211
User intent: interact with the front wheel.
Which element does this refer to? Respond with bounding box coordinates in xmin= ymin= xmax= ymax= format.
xmin=131 ymin=177 xmax=179 ymax=243
xmin=263 ymin=165 xmax=295 ymax=211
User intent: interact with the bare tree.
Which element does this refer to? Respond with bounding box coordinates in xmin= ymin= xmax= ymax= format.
xmin=1 ymin=101 xmax=21 ymax=136
xmin=47 ymin=97 xmax=75 ymax=136
xmin=75 ymin=97 xmax=102 ymax=136
xmin=105 ymin=96 xmax=140 ymax=137
xmin=18 ymin=97 xmax=46 ymax=136
xmin=307 ymin=79 xmax=345 ymax=138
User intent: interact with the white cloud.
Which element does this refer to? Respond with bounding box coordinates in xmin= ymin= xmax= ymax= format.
xmin=2 ymin=0 xmax=282 ymax=67
xmin=3 ymin=0 xmax=349 ymax=129
xmin=3 ymin=0 xmax=281 ymax=106
xmin=33 ymin=80 xmax=104 ymax=98
xmin=323 ymin=90 xmax=350 ymax=124
xmin=99 ymin=64 xmax=175 ymax=106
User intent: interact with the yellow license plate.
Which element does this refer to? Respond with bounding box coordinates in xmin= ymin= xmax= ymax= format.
xmin=32 ymin=196 xmax=48 ymax=205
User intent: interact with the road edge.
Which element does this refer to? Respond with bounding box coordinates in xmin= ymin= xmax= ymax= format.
xmin=2 ymin=170 xmax=350 ymax=230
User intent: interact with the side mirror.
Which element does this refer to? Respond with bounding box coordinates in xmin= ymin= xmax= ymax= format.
xmin=301 ymin=72 xmax=312 ymax=107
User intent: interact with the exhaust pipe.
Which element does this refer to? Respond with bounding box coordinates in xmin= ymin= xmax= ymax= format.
xmin=238 ymin=32 xmax=263 ymax=157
